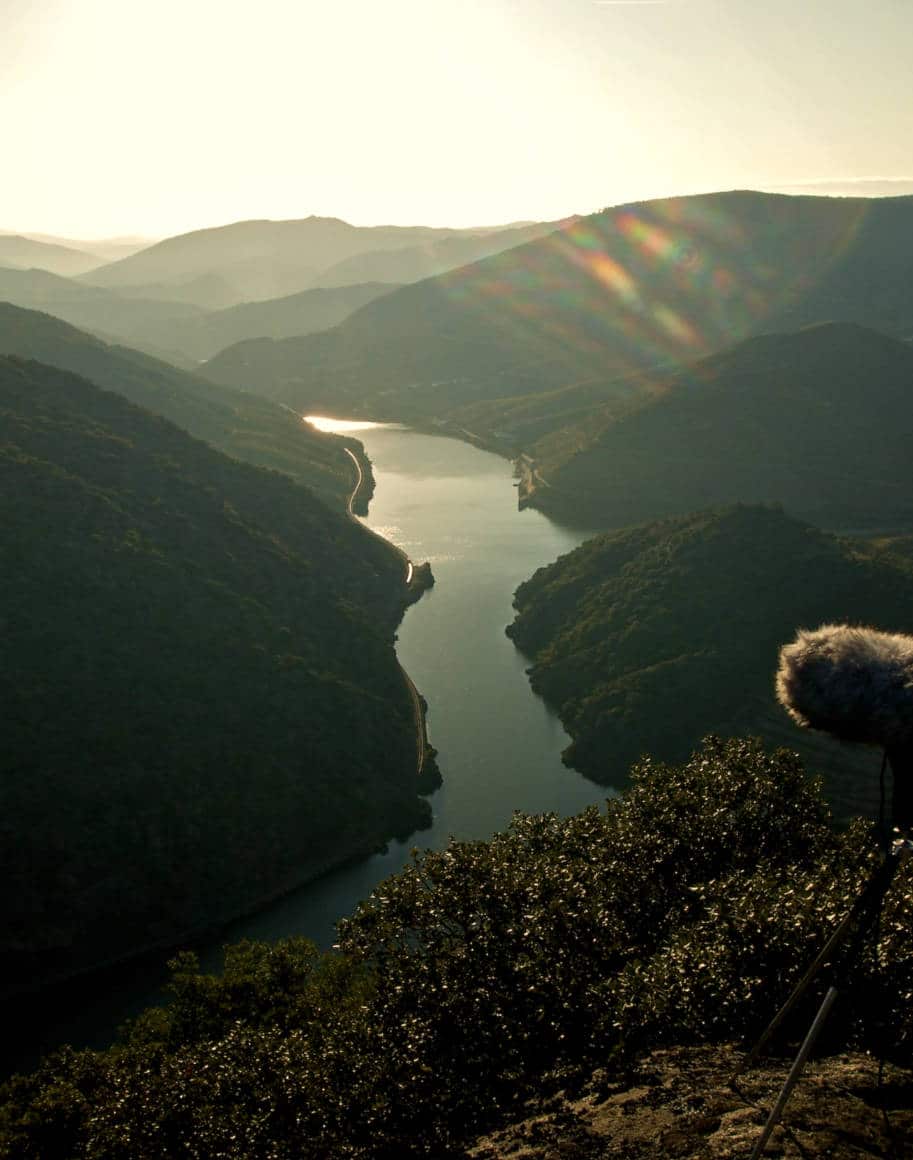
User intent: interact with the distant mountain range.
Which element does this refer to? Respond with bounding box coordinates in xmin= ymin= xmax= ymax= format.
xmin=0 ymin=353 xmax=429 ymax=992
xmin=0 ymin=302 xmax=365 ymax=511
xmin=0 ymin=267 xmax=398 ymax=364
xmin=0 ymin=234 xmax=105 ymax=277
xmin=507 ymin=504 xmax=913 ymax=822
xmin=201 ymin=191 xmax=913 ymax=424
xmin=1 ymin=214 xmax=563 ymax=361
xmin=79 ymin=215 xmax=565 ymax=308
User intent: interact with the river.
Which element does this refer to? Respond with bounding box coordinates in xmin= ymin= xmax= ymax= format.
xmin=3 ymin=421 xmax=613 ymax=1074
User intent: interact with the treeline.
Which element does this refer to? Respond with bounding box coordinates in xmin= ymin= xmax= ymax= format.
xmin=0 ymin=355 xmax=433 ymax=995
xmin=507 ymin=505 xmax=913 ymax=821
xmin=2 ymin=737 xmax=911 ymax=1156
xmin=0 ymin=302 xmax=362 ymax=512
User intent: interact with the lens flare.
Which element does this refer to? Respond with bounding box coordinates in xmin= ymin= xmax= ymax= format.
xmin=434 ymin=192 xmax=873 ymax=386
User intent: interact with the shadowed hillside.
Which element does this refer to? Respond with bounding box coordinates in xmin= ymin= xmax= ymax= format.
xmin=202 ymin=191 xmax=913 ymax=422
xmin=521 ymin=322 xmax=913 ymax=533
xmin=0 ymin=303 xmax=364 ymax=511
xmin=166 ymin=281 xmax=400 ymax=361
xmin=507 ymin=505 xmax=913 ymax=821
xmin=0 ymin=267 xmax=207 ymax=365
xmin=4 ymin=736 xmax=913 ymax=1156
xmin=0 ymin=355 xmax=431 ymax=994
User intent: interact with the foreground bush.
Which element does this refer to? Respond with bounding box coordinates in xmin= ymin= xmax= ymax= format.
xmin=2 ymin=737 xmax=910 ymax=1157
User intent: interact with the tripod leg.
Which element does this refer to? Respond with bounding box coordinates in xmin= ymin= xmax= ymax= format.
xmin=748 ymin=985 xmax=839 ymax=1160
xmin=732 ymin=910 xmax=854 ymax=1079
xmin=733 ymin=850 xmax=898 ymax=1080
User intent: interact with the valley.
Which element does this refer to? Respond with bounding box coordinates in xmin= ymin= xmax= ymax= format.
xmin=4 ymin=184 xmax=913 ymax=1156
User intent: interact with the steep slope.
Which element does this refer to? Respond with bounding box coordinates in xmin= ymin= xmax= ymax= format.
xmin=0 ymin=267 xmax=207 ymax=364
xmin=0 ymin=355 xmax=430 ymax=993
xmin=0 ymin=235 xmax=104 ymax=277
xmin=167 ymin=281 xmax=400 ymax=361
xmin=202 ymin=191 xmax=913 ymax=422
xmin=80 ymin=216 xmax=549 ymax=307
xmin=523 ymin=323 xmax=913 ymax=533
xmin=507 ymin=505 xmax=913 ymax=821
xmin=0 ymin=303 xmax=362 ymax=511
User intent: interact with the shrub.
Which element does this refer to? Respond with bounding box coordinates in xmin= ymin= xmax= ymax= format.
xmin=3 ymin=737 xmax=910 ymax=1157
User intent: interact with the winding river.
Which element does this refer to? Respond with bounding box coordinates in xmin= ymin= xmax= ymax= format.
xmin=211 ymin=421 xmax=612 ymax=953
xmin=4 ymin=421 xmax=613 ymax=1074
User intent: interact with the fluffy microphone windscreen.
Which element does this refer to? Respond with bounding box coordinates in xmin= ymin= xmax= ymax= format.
xmin=776 ymin=624 xmax=913 ymax=749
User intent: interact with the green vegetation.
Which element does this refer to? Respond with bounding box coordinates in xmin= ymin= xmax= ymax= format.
xmin=202 ymin=192 xmax=913 ymax=424
xmin=0 ymin=355 xmax=432 ymax=994
xmin=508 ymin=505 xmax=913 ymax=821
xmin=0 ymin=302 xmax=364 ymax=512
xmin=3 ymin=737 xmax=911 ymax=1156
xmin=523 ymin=322 xmax=913 ymax=532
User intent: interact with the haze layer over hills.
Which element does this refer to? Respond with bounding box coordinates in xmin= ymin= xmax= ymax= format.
xmin=0 ymin=303 xmax=365 ymax=512
xmin=0 ymin=235 xmax=105 ymax=278
xmin=0 ymin=214 xmax=563 ymax=363
xmin=203 ymin=191 xmax=913 ymax=425
xmin=0 ymin=354 xmax=430 ymax=993
xmin=0 ymin=268 xmax=398 ymax=365
xmin=79 ymin=216 xmax=564 ymax=308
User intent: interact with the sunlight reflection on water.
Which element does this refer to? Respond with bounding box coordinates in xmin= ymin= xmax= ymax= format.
xmin=304 ymin=414 xmax=402 ymax=433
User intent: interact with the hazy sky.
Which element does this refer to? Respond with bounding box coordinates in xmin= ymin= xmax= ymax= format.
xmin=4 ymin=0 xmax=912 ymax=238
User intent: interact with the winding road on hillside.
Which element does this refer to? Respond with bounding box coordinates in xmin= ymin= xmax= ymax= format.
xmin=342 ymin=446 xmax=426 ymax=773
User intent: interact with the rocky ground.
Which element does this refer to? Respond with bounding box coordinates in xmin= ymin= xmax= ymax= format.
xmin=468 ymin=1045 xmax=913 ymax=1158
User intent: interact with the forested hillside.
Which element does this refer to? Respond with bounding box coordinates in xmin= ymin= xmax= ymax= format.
xmin=0 ymin=303 xmax=363 ymax=512
xmin=0 ymin=356 xmax=433 ymax=994
xmin=521 ymin=322 xmax=913 ymax=532
xmin=3 ymin=738 xmax=912 ymax=1156
xmin=507 ymin=505 xmax=913 ymax=820
xmin=202 ymin=192 xmax=913 ymax=422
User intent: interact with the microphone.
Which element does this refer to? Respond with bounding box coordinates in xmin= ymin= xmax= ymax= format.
xmin=776 ymin=624 xmax=913 ymax=830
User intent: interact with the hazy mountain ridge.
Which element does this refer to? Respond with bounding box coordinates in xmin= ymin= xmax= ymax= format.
xmin=201 ymin=191 xmax=913 ymax=423
xmin=0 ymin=267 xmax=400 ymax=364
xmin=0 ymin=353 xmax=429 ymax=993
xmin=167 ymin=280 xmax=401 ymax=360
xmin=80 ymin=214 xmax=563 ymax=308
xmin=507 ymin=504 xmax=913 ymax=820
xmin=0 ymin=302 xmax=364 ymax=511
xmin=311 ymin=220 xmax=571 ymax=288
xmin=8 ymin=232 xmax=154 ymax=263
xmin=0 ymin=266 xmax=208 ymax=365
xmin=0 ymin=235 xmax=104 ymax=277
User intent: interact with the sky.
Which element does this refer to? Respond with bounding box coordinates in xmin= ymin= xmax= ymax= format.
xmin=4 ymin=0 xmax=913 ymax=239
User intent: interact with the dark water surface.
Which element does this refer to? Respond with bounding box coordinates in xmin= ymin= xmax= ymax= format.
xmin=4 ymin=423 xmax=613 ymax=1074
xmin=214 ymin=423 xmax=613 ymax=953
